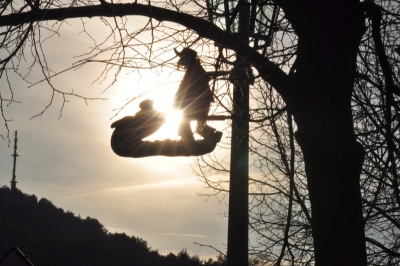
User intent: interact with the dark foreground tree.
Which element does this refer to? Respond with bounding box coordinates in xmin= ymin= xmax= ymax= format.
xmin=1 ymin=1 xmax=399 ymax=265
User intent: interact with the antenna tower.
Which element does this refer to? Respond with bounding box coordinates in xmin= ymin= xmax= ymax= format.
xmin=11 ymin=131 xmax=18 ymax=194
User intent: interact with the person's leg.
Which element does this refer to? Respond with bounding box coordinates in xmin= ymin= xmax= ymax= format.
xmin=178 ymin=118 xmax=195 ymax=141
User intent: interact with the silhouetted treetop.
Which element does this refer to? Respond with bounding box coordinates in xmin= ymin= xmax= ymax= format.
xmin=0 ymin=186 xmax=225 ymax=266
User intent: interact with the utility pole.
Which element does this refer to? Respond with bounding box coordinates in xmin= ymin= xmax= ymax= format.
xmin=11 ymin=131 xmax=18 ymax=194
xmin=225 ymin=2 xmax=279 ymax=265
xmin=227 ymin=1 xmax=251 ymax=265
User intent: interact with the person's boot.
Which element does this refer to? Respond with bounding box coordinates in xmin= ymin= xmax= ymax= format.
xmin=198 ymin=125 xmax=222 ymax=143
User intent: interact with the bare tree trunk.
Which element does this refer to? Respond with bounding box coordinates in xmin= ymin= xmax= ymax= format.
xmin=296 ymin=134 xmax=366 ymax=265
xmin=284 ymin=1 xmax=368 ymax=264
xmin=292 ymin=64 xmax=368 ymax=265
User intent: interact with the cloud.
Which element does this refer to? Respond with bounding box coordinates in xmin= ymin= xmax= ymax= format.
xmin=162 ymin=233 xmax=209 ymax=239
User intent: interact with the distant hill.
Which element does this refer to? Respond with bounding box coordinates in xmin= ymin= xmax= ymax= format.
xmin=0 ymin=186 xmax=225 ymax=266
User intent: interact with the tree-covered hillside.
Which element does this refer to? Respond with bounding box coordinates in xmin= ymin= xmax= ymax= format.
xmin=0 ymin=186 xmax=225 ymax=266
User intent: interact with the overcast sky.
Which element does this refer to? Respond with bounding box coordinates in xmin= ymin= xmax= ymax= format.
xmin=0 ymin=17 xmax=230 ymax=260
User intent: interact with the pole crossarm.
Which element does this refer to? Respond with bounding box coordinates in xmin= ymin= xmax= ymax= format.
xmin=207 ymin=115 xmax=230 ymax=120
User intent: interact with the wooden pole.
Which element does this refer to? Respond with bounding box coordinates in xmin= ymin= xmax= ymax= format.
xmin=227 ymin=2 xmax=250 ymax=265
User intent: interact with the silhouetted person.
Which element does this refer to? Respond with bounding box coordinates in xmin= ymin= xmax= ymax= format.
xmin=111 ymin=99 xmax=165 ymax=143
xmin=173 ymin=48 xmax=221 ymax=142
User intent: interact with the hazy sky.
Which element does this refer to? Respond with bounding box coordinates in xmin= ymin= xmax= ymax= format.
xmin=0 ymin=17 xmax=230 ymax=260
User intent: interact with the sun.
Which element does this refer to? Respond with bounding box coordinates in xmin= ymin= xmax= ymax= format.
xmin=110 ymin=68 xmax=188 ymax=140
xmin=134 ymin=85 xmax=182 ymax=140
xmin=113 ymin=90 xmax=184 ymax=141
xmin=145 ymin=107 xmax=182 ymax=141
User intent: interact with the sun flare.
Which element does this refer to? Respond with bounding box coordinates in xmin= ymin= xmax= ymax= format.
xmin=110 ymin=68 xmax=190 ymax=140
xmin=145 ymin=108 xmax=182 ymax=140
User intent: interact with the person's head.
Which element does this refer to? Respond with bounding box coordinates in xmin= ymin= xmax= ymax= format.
xmin=174 ymin=48 xmax=197 ymax=68
xmin=139 ymin=99 xmax=154 ymax=110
